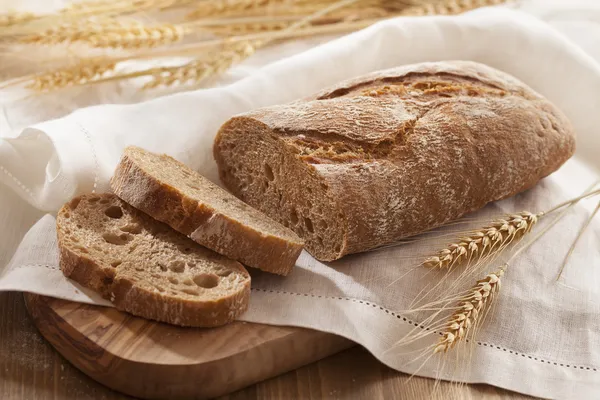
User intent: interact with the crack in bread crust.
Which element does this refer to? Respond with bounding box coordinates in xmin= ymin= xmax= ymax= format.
xmin=214 ymin=61 xmax=575 ymax=261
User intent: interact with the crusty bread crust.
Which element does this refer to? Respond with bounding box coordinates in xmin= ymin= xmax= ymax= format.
xmin=110 ymin=147 xmax=304 ymax=276
xmin=57 ymin=194 xmax=251 ymax=327
xmin=214 ymin=61 xmax=576 ymax=261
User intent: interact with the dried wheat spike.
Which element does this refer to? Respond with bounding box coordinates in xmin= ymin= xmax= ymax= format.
xmin=22 ymin=19 xmax=184 ymax=49
xmin=208 ymin=20 xmax=291 ymax=36
xmin=61 ymin=0 xmax=177 ymax=15
xmin=433 ymin=267 xmax=504 ymax=353
xmin=20 ymin=18 xmax=133 ymax=45
xmin=205 ymin=4 xmax=385 ymax=35
xmin=62 ymin=0 xmax=130 ymax=13
xmin=27 ymin=60 xmax=116 ymax=91
xmin=422 ymin=212 xmax=539 ymax=269
xmin=403 ymin=0 xmax=507 ymax=16
xmin=186 ymin=0 xmax=284 ymax=19
xmin=143 ymin=41 xmax=257 ymax=89
xmin=0 ymin=11 xmax=36 ymax=27
xmin=85 ymin=24 xmax=185 ymax=49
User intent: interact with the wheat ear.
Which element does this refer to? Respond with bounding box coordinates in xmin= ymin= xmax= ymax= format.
xmin=85 ymin=23 xmax=186 ymax=49
xmin=27 ymin=59 xmax=116 ymax=91
xmin=206 ymin=19 xmax=292 ymax=36
xmin=422 ymin=212 xmax=538 ymax=269
xmin=421 ymin=186 xmax=600 ymax=270
xmin=143 ymin=41 xmax=257 ymax=88
xmin=21 ymin=18 xmax=186 ymax=49
xmin=4 ymin=1 xmax=188 ymax=39
xmin=410 ymin=189 xmax=600 ymax=312
xmin=429 ymin=185 xmax=600 ymax=355
xmin=433 ymin=266 xmax=504 ymax=353
xmin=20 ymin=18 xmax=133 ymax=45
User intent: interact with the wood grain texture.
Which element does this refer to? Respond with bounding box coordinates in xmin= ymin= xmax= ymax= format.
xmin=0 ymin=292 xmax=532 ymax=400
xmin=23 ymin=293 xmax=354 ymax=399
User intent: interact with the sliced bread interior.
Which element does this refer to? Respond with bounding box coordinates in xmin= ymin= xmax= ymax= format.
xmin=110 ymin=146 xmax=304 ymax=276
xmin=56 ymin=193 xmax=250 ymax=327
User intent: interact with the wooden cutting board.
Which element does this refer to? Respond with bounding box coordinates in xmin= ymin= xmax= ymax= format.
xmin=23 ymin=293 xmax=354 ymax=399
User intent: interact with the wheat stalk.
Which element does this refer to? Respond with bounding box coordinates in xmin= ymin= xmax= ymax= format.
xmin=61 ymin=0 xmax=188 ymax=16
xmin=27 ymin=59 xmax=116 ymax=91
xmin=185 ymin=0 xmax=338 ymax=20
xmin=556 ymin=198 xmax=600 ymax=280
xmin=422 ymin=211 xmax=538 ymax=269
xmin=186 ymin=1 xmax=383 ymax=21
xmin=10 ymin=0 xmax=506 ymax=91
xmin=192 ymin=0 xmax=507 ymax=38
xmin=433 ymin=266 xmax=504 ymax=353
xmin=12 ymin=17 xmax=375 ymax=92
xmin=199 ymin=9 xmax=379 ymax=36
xmin=143 ymin=41 xmax=257 ymax=88
xmin=420 ymin=187 xmax=600 ymax=272
xmin=145 ymin=0 xmax=359 ymax=87
xmin=21 ymin=6 xmax=356 ymax=49
xmin=426 ymin=185 xmax=600 ymax=355
xmin=402 ymin=0 xmax=507 ymax=15
xmin=207 ymin=20 xmax=292 ymax=36
xmin=186 ymin=0 xmax=280 ymax=20
xmin=191 ymin=4 xmax=388 ymax=34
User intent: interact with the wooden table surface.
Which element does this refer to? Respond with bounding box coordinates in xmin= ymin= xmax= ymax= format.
xmin=0 ymin=291 xmax=530 ymax=400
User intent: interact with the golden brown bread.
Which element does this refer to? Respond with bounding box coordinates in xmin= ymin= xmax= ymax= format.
xmin=214 ymin=61 xmax=576 ymax=261
xmin=111 ymin=146 xmax=304 ymax=276
xmin=57 ymin=193 xmax=251 ymax=327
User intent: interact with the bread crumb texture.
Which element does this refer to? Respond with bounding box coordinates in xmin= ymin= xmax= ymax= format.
xmin=56 ymin=193 xmax=251 ymax=327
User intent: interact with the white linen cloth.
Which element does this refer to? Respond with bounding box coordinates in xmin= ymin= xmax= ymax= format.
xmin=1 ymin=3 xmax=600 ymax=399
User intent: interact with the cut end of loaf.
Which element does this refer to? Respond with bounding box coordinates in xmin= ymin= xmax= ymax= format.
xmin=56 ymin=193 xmax=251 ymax=327
xmin=214 ymin=117 xmax=348 ymax=262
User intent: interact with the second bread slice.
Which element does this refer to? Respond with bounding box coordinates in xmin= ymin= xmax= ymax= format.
xmin=111 ymin=146 xmax=304 ymax=276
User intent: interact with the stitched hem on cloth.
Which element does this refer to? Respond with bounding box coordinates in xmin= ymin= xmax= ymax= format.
xmin=75 ymin=121 xmax=99 ymax=194
xmin=10 ymin=262 xmax=598 ymax=373
xmin=0 ymin=164 xmax=36 ymax=201
xmin=250 ymin=286 xmax=599 ymax=372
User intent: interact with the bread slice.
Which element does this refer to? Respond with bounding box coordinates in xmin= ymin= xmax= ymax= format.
xmin=110 ymin=146 xmax=304 ymax=276
xmin=56 ymin=193 xmax=250 ymax=327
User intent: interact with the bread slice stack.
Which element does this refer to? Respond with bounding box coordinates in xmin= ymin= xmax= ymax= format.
xmin=57 ymin=146 xmax=304 ymax=327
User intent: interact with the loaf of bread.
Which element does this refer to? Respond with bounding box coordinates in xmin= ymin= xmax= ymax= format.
xmin=214 ymin=61 xmax=575 ymax=261
xmin=111 ymin=146 xmax=304 ymax=276
xmin=57 ymin=193 xmax=251 ymax=327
